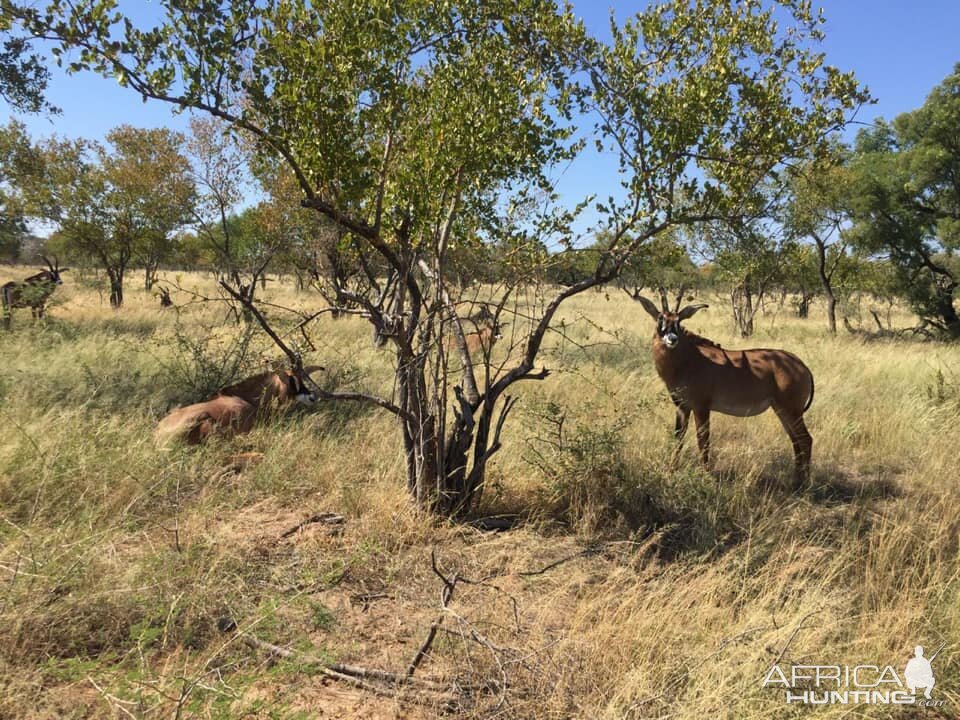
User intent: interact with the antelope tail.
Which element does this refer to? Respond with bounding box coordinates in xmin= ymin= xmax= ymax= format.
xmin=804 ymin=371 xmax=815 ymax=412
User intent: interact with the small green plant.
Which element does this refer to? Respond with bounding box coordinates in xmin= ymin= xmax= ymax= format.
xmin=308 ymin=601 xmax=336 ymax=631
xmin=155 ymin=318 xmax=263 ymax=402
xmin=926 ymin=367 xmax=960 ymax=411
xmin=525 ymin=400 xmax=744 ymax=552
xmin=524 ymin=401 xmax=637 ymax=533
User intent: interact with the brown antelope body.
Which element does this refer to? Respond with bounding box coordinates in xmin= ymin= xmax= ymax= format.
xmin=634 ymin=293 xmax=814 ymax=483
xmin=2 ymin=256 xmax=68 ymax=328
xmin=444 ymin=306 xmax=502 ymax=356
xmin=155 ymin=366 xmax=323 ymax=446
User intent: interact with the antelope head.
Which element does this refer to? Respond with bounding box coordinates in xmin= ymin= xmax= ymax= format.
xmin=631 ymin=288 xmax=708 ymax=350
xmin=473 ymin=305 xmax=503 ymax=341
xmin=40 ymin=255 xmax=67 ymax=284
xmin=288 ymin=364 xmax=326 ymax=405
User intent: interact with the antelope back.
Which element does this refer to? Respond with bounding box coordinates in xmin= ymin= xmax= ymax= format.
xmin=218 ymin=366 xmax=322 ymax=407
xmin=218 ymin=371 xmax=285 ymax=406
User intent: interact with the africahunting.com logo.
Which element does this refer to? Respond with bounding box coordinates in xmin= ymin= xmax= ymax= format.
xmin=762 ymin=643 xmax=945 ymax=707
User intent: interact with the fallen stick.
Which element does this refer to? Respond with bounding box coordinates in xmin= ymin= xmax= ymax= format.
xmin=407 ymin=550 xmax=458 ymax=677
xmin=243 ymin=636 xmax=396 ymax=697
xmin=241 ymin=633 xmax=483 ymax=695
xmin=279 ymin=512 xmax=345 ymax=539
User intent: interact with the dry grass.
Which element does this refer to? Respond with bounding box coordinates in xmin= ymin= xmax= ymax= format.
xmin=1 ymin=266 xmax=959 ymax=719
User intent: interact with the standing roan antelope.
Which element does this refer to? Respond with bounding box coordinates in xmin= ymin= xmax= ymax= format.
xmin=1 ymin=256 xmax=68 ymax=329
xmin=632 ymin=288 xmax=815 ymax=484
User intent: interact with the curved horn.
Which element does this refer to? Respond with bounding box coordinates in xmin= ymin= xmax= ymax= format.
xmin=633 ymin=294 xmax=662 ymax=320
xmin=677 ymin=303 xmax=708 ymax=321
xmin=657 ymin=286 xmax=670 ymax=312
xmin=674 ymin=284 xmax=687 ymax=313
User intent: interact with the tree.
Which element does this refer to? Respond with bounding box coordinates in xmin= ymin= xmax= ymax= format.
xmin=846 ymin=65 xmax=960 ymax=337
xmin=108 ymin=126 xmax=195 ymax=291
xmin=185 ymin=115 xmax=248 ymax=283
xmin=0 ymin=14 xmax=55 ymax=114
xmin=23 ymin=126 xmax=194 ymax=306
xmin=545 ymin=230 xmax=695 ymax=291
xmin=697 ymin=213 xmax=789 ymax=337
xmin=782 ymin=145 xmax=853 ymax=332
xmin=11 ymin=0 xmax=866 ymax=513
xmin=0 ymin=120 xmax=39 ymax=260
xmin=776 ymin=242 xmax=816 ymax=318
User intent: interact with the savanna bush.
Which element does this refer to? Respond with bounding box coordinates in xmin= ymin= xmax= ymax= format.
xmin=154 ymin=319 xmax=263 ymax=403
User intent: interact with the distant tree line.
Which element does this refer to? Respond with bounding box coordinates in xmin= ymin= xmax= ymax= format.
xmin=2 ymin=52 xmax=958 ymax=337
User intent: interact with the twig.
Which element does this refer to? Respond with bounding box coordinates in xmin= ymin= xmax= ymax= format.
xmin=241 ymin=633 xmax=477 ymax=696
xmin=242 ymin=636 xmax=396 ymax=697
xmin=86 ymin=676 xmax=138 ymax=720
xmin=408 ymin=550 xmax=459 ymax=677
xmin=771 ymin=610 xmax=820 ymax=667
xmin=514 ymin=547 xmax=599 ymax=577
xmin=278 ymin=512 xmax=345 ymax=539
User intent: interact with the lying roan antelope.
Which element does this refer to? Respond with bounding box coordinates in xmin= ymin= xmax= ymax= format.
xmin=2 ymin=256 xmax=68 ymax=328
xmin=633 ymin=290 xmax=815 ymax=483
xmin=444 ymin=306 xmax=503 ymax=355
xmin=155 ymin=365 xmax=324 ymax=446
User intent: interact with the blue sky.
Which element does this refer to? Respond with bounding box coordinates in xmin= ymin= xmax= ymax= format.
xmin=4 ymin=1 xmax=959 ymax=234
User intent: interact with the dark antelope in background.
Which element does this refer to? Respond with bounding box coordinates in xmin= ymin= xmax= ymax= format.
xmin=633 ymin=288 xmax=815 ymax=484
xmin=1 ymin=256 xmax=68 ymax=329
xmin=158 ymin=287 xmax=173 ymax=308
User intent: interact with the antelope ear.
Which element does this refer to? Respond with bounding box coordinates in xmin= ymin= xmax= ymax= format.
xmin=677 ymin=304 xmax=708 ymax=321
xmin=634 ymin=295 xmax=661 ymax=320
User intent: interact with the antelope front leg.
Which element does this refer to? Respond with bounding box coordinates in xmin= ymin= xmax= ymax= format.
xmin=694 ymin=408 xmax=711 ymax=470
xmin=670 ymin=406 xmax=691 ymax=468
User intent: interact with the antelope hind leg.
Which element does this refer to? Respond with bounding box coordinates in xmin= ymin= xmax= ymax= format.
xmin=775 ymin=409 xmax=813 ymax=486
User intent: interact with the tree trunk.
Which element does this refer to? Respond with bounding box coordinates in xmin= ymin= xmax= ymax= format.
xmin=731 ymin=282 xmax=754 ymax=337
xmin=825 ymin=290 xmax=837 ymax=334
xmin=144 ymin=261 xmax=158 ymax=291
xmin=393 ymin=339 xmax=506 ymax=517
xmin=398 ymin=354 xmax=442 ymax=510
xmin=107 ymin=267 xmax=124 ymax=308
xmin=815 ymin=238 xmax=837 ymax=334
xmin=934 ymin=282 xmax=960 ymax=338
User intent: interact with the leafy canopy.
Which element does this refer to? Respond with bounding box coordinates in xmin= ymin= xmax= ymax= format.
xmin=846 ymin=63 xmax=960 ymax=334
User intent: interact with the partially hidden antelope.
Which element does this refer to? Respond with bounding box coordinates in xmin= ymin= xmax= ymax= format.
xmin=2 ymin=256 xmax=68 ymax=328
xmin=632 ymin=289 xmax=814 ymax=484
xmin=158 ymin=287 xmax=173 ymax=308
xmin=155 ymin=365 xmax=324 ymax=446
xmin=444 ymin=305 xmax=503 ymax=356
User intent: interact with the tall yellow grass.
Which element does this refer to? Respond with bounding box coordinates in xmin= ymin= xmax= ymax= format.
xmin=1 ymin=266 xmax=958 ymax=719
